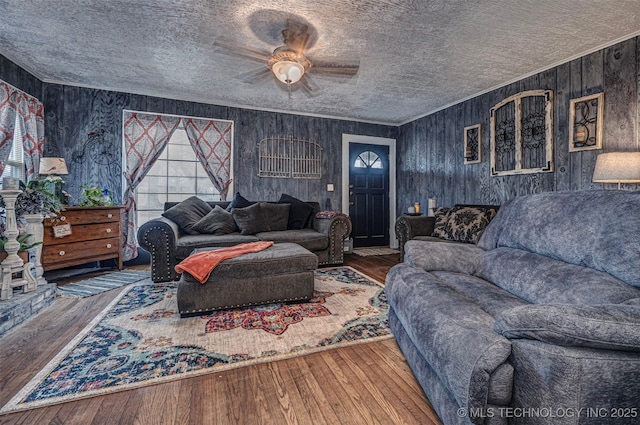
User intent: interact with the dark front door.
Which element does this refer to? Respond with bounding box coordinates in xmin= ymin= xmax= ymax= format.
xmin=348 ymin=143 xmax=390 ymax=247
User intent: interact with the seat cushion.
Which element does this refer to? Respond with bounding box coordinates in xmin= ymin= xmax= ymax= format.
xmin=175 ymin=233 xmax=259 ymax=258
xmin=256 ymin=229 xmax=329 ymax=251
xmin=183 ymin=243 xmax=318 ymax=280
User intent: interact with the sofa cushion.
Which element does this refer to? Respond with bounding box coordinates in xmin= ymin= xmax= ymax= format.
xmin=278 ymin=193 xmax=314 ymax=229
xmin=162 ymin=196 xmax=212 ymax=235
xmin=231 ymin=203 xmax=271 ymax=235
xmin=404 ymin=240 xmax=484 ymax=275
xmin=478 ymin=190 xmax=640 ymax=288
xmin=175 ymin=233 xmax=259 ymax=258
xmin=260 ymin=202 xmax=290 ymax=231
xmin=256 ymin=229 xmax=329 ymax=251
xmin=495 ymin=304 xmax=640 ymax=351
xmin=430 ymin=271 xmax=528 ymax=318
xmin=385 ymin=263 xmax=512 ymax=415
xmin=191 ymin=205 xmax=238 ymax=235
xmin=225 ymin=191 xmax=254 ymax=212
xmin=476 ymin=247 xmax=640 ymax=305
xmin=432 ymin=206 xmax=494 ymax=244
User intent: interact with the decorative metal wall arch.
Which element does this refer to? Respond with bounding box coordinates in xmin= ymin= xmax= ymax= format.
xmin=258 ymin=135 xmax=322 ymax=179
xmin=490 ymin=89 xmax=554 ymax=176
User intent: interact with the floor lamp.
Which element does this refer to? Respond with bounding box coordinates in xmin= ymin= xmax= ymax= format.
xmin=592 ymin=152 xmax=640 ymax=189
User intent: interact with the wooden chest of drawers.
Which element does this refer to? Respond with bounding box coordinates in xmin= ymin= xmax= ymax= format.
xmin=42 ymin=206 xmax=123 ymax=271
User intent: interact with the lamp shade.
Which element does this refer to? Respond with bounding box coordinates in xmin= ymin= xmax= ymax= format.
xmin=39 ymin=157 xmax=68 ymax=175
xmin=592 ymin=152 xmax=640 ymax=183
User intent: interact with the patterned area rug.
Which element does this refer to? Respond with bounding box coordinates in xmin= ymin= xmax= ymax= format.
xmin=1 ymin=267 xmax=390 ymax=414
xmin=56 ymin=270 xmax=150 ymax=297
xmin=353 ymin=247 xmax=400 ymax=257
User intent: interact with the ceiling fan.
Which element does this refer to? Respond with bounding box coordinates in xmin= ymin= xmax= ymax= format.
xmin=214 ymin=19 xmax=360 ymax=97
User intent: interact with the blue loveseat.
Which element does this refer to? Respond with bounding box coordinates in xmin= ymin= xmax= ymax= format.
xmin=386 ymin=190 xmax=640 ymax=425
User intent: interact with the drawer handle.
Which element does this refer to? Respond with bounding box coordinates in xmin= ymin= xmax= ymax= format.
xmin=107 ymin=213 xmax=113 ymax=218
xmin=106 ymin=228 xmax=112 ymax=233
xmin=59 ymin=250 xmax=65 ymax=256
xmin=106 ymin=244 xmax=112 ymax=249
xmin=60 ymin=216 xmax=66 ymax=221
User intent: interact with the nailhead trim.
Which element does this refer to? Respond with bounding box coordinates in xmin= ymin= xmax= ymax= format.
xmin=179 ymin=294 xmax=311 ymax=314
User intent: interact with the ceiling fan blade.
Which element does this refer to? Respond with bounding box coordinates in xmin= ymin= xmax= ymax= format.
xmin=214 ymin=38 xmax=272 ymax=63
xmin=299 ymin=74 xmax=320 ymax=97
xmin=310 ymin=59 xmax=360 ymax=76
xmin=281 ymin=19 xmax=312 ymax=53
xmin=238 ymin=67 xmax=274 ymax=84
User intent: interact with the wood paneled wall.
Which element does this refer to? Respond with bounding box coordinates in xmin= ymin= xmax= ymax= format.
xmin=4 ymin=33 xmax=640 ymax=221
xmin=39 ymin=84 xmax=396 ymax=208
xmin=397 ymin=36 xmax=640 ymax=215
xmin=0 ymin=54 xmax=42 ymax=99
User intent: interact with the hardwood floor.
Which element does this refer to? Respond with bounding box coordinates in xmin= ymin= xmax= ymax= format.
xmin=0 ymin=254 xmax=442 ymax=425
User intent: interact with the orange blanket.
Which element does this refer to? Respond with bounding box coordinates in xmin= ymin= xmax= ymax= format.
xmin=175 ymin=241 xmax=274 ymax=284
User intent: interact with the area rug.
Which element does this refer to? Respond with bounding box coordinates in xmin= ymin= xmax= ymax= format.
xmin=56 ymin=270 xmax=150 ymax=297
xmin=353 ymin=247 xmax=399 ymax=257
xmin=1 ymin=267 xmax=390 ymax=414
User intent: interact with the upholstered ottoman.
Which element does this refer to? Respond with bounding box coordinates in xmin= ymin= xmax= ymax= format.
xmin=177 ymin=243 xmax=318 ymax=317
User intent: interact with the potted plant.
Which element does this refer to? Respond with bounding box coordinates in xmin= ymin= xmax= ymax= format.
xmin=14 ymin=180 xmax=64 ymax=218
xmin=78 ymin=184 xmax=113 ymax=206
xmin=1 ymin=180 xmax=63 ymax=283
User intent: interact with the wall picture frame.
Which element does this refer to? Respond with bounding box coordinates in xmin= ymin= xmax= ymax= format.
xmin=463 ymin=124 xmax=481 ymax=164
xmin=569 ymin=92 xmax=604 ymax=152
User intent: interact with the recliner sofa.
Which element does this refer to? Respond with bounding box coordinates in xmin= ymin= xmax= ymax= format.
xmin=386 ymin=190 xmax=640 ymax=425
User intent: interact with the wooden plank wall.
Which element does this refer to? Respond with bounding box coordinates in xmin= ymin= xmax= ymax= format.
xmin=397 ymin=36 xmax=640 ymax=215
xmin=0 ymin=54 xmax=42 ymax=99
xmin=39 ymin=84 xmax=396 ymax=209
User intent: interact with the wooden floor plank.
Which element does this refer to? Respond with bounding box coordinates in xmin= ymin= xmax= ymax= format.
xmin=0 ymin=255 xmax=441 ymax=425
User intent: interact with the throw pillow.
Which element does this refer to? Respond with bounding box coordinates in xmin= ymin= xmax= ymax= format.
xmin=432 ymin=206 xmax=491 ymax=244
xmin=225 ymin=192 xmax=254 ymax=212
xmin=431 ymin=207 xmax=451 ymax=239
xmin=191 ymin=205 xmax=238 ymax=235
xmin=161 ymin=196 xmax=212 ymax=235
xmin=278 ymin=193 xmax=314 ymax=229
xmin=260 ymin=202 xmax=290 ymax=231
xmin=231 ymin=203 xmax=271 ymax=235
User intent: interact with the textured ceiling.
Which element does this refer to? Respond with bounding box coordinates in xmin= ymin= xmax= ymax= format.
xmin=2 ymin=0 xmax=640 ymax=125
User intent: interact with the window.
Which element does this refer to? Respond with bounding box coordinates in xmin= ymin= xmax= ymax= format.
xmin=354 ymin=151 xmax=383 ymax=169
xmin=136 ymin=126 xmax=220 ymax=225
xmin=0 ymin=114 xmax=25 ymax=182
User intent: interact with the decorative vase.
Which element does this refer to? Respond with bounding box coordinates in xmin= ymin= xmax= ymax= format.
xmin=22 ymin=213 xmax=46 ymax=285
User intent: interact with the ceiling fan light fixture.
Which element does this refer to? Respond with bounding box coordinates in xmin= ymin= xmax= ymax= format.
xmin=272 ymin=60 xmax=305 ymax=85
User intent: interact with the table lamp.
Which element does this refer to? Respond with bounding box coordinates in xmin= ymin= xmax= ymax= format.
xmin=39 ymin=157 xmax=69 ymax=202
xmin=592 ymin=152 xmax=640 ymax=189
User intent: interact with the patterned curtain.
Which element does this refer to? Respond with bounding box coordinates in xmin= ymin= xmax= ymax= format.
xmin=0 ymin=81 xmax=45 ymax=179
xmin=122 ymin=111 xmax=180 ymax=260
xmin=0 ymin=82 xmax=20 ymax=175
xmin=183 ymin=117 xmax=233 ymax=200
xmin=18 ymin=97 xmax=45 ymax=180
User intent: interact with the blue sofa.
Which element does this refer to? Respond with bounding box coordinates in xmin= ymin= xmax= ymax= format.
xmin=386 ymin=190 xmax=640 ymax=425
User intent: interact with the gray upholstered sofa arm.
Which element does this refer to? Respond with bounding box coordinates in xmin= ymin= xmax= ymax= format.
xmin=137 ymin=217 xmax=181 ymax=282
xmin=313 ymin=214 xmax=352 ymax=265
xmin=395 ymin=215 xmax=435 ymax=261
